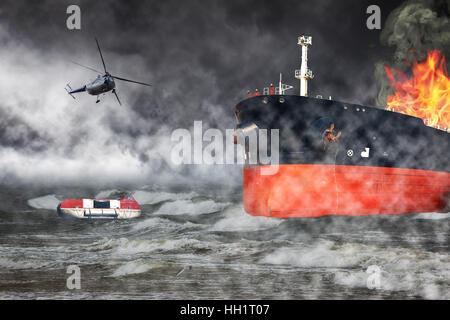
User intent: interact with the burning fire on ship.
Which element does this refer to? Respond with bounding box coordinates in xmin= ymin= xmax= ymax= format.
xmin=384 ymin=49 xmax=450 ymax=131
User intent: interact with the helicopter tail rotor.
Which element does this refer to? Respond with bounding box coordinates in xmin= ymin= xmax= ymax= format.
xmin=65 ymin=84 xmax=76 ymax=99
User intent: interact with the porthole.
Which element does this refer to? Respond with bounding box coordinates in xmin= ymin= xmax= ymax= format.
xmin=262 ymin=97 xmax=268 ymax=104
xmin=279 ymin=97 xmax=285 ymax=103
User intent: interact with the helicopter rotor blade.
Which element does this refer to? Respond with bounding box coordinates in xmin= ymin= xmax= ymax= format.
xmin=111 ymin=75 xmax=152 ymax=87
xmin=112 ymin=89 xmax=121 ymax=106
xmin=95 ymin=38 xmax=107 ymax=73
xmin=70 ymin=61 xmax=102 ymax=74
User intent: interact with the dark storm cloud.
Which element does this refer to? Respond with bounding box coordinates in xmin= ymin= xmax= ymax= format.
xmin=0 ymin=0 xmax=404 ymax=115
xmin=0 ymin=108 xmax=50 ymax=152
xmin=0 ymin=0 xmax=411 ymax=186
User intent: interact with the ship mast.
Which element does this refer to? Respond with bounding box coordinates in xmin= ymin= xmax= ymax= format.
xmin=295 ymin=35 xmax=314 ymax=97
xmin=278 ymin=73 xmax=293 ymax=95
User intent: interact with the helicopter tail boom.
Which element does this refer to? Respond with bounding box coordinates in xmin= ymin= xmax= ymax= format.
xmin=65 ymin=84 xmax=86 ymax=99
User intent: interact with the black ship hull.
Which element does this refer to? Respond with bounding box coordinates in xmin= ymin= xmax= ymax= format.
xmin=235 ymin=95 xmax=450 ymax=217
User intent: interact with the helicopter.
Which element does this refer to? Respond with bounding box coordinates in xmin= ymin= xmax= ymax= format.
xmin=65 ymin=38 xmax=151 ymax=105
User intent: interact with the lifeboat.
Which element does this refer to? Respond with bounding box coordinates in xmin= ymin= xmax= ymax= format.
xmin=57 ymin=194 xmax=141 ymax=220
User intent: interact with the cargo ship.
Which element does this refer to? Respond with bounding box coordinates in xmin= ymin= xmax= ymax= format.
xmin=57 ymin=194 xmax=141 ymax=220
xmin=235 ymin=36 xmax=450 ymax=218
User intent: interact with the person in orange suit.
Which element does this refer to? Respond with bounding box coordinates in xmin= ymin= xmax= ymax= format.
xmin=254 ymin=89 xmax=260 ymax=96
xmin=323 ymin=123 xmax=341 ymax=150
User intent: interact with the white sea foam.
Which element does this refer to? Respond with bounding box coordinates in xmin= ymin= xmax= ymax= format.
xmin=111 ymin=259 xmax=167 ymax=277
xmin=132 ymin=190 xmax=198 ymax=205
xmin=27 ymin=194 xmax=60 ymax=210
xmin=153 ymin=199 xmax=229 ymax=215
xmin=132 ymin=217 xmax=172 ymax=231
xmin=132 ymin=216 xmax=203 ymax=232
xmin=261 ymin=239 xmax=450 ymax=299
xmin=86 ymin=237 xmax=207 ymax=256
xmin=261 ymin=239 xmax=370 ymax=268
xmin=211 ymin=203 xmax=283 ymax=232
xmin=83 ymin=237 xmax=123 ymax=252
xmin=0 ymin=257 xmax=53 ymax=269
xmin=113 ymin=238 xmax=205 ymax=256
xmin=413 ymin=212 xmax=450 ymax=220
xmin=87 ymin=236 xmax=262 ymax=265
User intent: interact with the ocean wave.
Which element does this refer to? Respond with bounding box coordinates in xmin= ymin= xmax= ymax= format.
xmin=113 ymin=238 xmax=206 ymax=256
xmin=412 ymin=212 xmax=450 ymax=220
xmin=111 ymin=259 xmax=168 ymax=277
xmin=132 ymin=190 xmax=198 ymax=205
xmin=210 ymin=203 xmax=283 ymax=232
xmin=260 ymin=239 xmax=450 ymax=299
xmin=84 ymin=236 xmax=264 ymax=264
xmin=84 ymin=237 xmax=208 ymax=256
xmin=82 ymin=237 xmax=124 ymax=252
xmin=261 ymin=239 xmax=371 ymax=268
xmin=27 ymin=194 xmax=60 ymax=210
xmin=0 ymin=257 xmax=54 ymax=270
xmin=152 ymin=199 xmax=229 ymax=215
xmin=132 ymin=216 xmax=203 ymax=232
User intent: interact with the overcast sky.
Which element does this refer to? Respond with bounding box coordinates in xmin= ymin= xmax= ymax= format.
xmin=0 ymin=0 xmax=447 ymax=189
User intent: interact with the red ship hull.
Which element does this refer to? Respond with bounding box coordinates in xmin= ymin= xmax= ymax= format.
xmin=244 ymin=165 xmax=450 ymax=218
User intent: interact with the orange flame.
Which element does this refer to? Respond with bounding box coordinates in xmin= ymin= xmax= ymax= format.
xmin=384 ymin=50 xmax=450 ymax=129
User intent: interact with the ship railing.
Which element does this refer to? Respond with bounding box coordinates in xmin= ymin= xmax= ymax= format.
xmin=248 ymin=85 xmax=293 ymax=97
xmin=423 ymin=119 xmax=449 ymax=132
xmin=298 ymin=36 xmax=312 ymax=46
xmin=83 ymin=208 xmax=119 ymax=219
xmin=250 ymin=87 xmax=277 ymax=96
